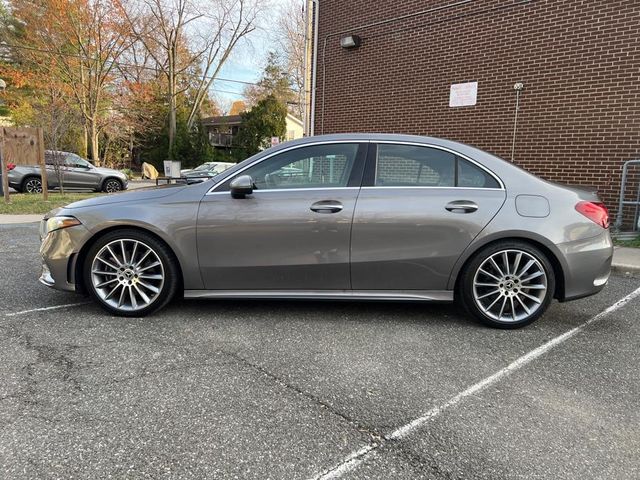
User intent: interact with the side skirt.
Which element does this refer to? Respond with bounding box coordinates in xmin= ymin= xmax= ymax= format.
xmin=183 ymin=290 xmax=454 ymax=302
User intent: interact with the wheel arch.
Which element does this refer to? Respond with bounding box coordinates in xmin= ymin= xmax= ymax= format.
xmin=450 ymin=233 xmax=567 ymax=301
xmin=21 ymin=174 xmax=42 ymax=191
xmin=100 ymin=176 xmax=124 ymax=191
xmin=74 ymin=224 xmax=184 ymax=294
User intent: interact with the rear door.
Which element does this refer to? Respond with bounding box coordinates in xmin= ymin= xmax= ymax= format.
xmin=351 ymin=142 xmax=506 ymax=291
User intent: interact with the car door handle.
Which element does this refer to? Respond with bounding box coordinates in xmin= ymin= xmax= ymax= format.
xmin=445 ymin=200 xmax=479 ymax=213
xmin=310 ymin=201 xmax=343 ymax=213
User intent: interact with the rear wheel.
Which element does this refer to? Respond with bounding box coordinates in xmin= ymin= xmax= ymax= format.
xmin=22 ymin=176 xmax=43 ymax=194
xmin=460 ymin=241 xmax=555 ymax=328
xmin=103 ymin=178 xmax=123 ymax=193
xmin=83 ymin=229 xmax=180 ymax=317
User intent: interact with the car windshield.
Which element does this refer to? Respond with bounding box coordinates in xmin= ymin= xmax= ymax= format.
xmin=210 ymin=164 xmax=231 ymax=174
xmin=193 ymin=163 xmax=213 ymax=171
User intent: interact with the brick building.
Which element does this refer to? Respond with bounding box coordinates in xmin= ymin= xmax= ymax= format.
xmin=307 ymin=0 xmax=640 ymax=226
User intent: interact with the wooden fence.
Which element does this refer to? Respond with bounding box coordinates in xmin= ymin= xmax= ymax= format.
xmin=0 ymin=126 xmax=48 ymax=202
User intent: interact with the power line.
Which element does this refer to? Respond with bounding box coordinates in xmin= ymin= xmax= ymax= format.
xmin=1 ymin=41 xmax=260 ymax=87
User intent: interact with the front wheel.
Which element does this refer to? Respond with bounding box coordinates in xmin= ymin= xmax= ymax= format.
xmin=83 ymin=230 xmax=180 ymax=317
xmin=459 ymin=241 xmax=556 ymax=329
xmin=103 ymin=178 xmax=123 ymax=193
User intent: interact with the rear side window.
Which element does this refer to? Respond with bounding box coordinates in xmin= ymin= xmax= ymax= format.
xmin=375 ymin=144 xmax=500 ymax=188
xmin=376 ymin=145 xmax=455 ymax=187
xmin=457 ymin=158 xmax=500 ymax=188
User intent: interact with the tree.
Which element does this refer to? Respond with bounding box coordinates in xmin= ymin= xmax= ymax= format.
xmin=274 ymin=0 xmax=305 ymax=119
xmin=228 ymin=99 xmax=246 ymax=115
xmin=234 ymin=94 xmax=286 ymax=157
xmin=10 ymin=0 xmax=131 ymax=164
xmin=119 ymin=0 xmax=262 ymax=159
xmin=243 ymin=51 xmax=294 ymax=109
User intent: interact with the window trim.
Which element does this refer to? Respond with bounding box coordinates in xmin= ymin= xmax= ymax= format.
xmin=206 ymin=141 xmax=368 ymax=194
xmin=365 ymin=141 xmax=504 ymax=190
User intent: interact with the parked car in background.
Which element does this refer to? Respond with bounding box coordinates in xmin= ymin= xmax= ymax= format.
xmin=8 ymin=151 xmax=128 ymax=193
xmin=39 ymin=134 xmax=612 ymax=328
xmin=181 ymin=162 xmax=235 ymax=184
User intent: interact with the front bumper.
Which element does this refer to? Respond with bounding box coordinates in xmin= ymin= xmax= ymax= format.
xmin=557 ymin=230 xmax=613 ymax=302
xmin=39 ymin=222 xmax=92 ymax=292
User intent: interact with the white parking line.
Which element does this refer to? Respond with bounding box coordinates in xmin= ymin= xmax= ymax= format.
xmin=310 ymin=286 xmax=640 ymax=480
xmin=4 ymin=302 xmax=90 ymax=317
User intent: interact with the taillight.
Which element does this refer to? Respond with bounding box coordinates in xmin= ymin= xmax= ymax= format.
xmin=575 ymin=201 xmax=609 ymax=229
xmin=6 ymin=163 xmax=16 ymax=171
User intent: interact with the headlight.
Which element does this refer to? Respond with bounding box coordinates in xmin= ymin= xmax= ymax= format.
xmin=44 ymin=216 xmax=81 ymax=235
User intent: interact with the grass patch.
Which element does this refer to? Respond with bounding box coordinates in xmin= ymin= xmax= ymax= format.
xmin=614 ymin=236 xmax=640 ymax=248
xmin=0 ymin=192 xmax=101 ymax=215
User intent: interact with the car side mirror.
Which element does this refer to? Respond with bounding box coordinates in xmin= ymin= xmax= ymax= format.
xmin=230 ymin=175 xmax=254 ymax=198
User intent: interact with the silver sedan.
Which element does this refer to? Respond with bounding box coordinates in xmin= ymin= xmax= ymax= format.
xmin=39 ymin=134 xmax=613 ymax=328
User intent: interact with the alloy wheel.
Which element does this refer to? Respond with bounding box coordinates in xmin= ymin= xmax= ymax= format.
xmin=90 ymin=239 xmax=165 ymax=312
xmin=105 ymin=180 xmax=122 ymax=193
xmin=472 ymin=249 xmax=548 ymax=323
xmin=25 ymin=178 xmax=43 ymax=193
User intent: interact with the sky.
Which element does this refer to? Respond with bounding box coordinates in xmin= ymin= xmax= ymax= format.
xmin=211 ymin=0 xmax=296 ymax=112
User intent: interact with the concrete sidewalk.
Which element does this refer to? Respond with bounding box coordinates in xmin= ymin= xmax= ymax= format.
xmin=612 ymin=246 xmax=640 ymax=274
xmin=0 ymin=214 xmax=43 ymax=225
xmin=0 ymin=214 xmax=639 ymax=272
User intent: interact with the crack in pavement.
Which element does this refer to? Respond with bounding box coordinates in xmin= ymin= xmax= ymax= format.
xmin=221 ymin=349 xmax=385 ymax=444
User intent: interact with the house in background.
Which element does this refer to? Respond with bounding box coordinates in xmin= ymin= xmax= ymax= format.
xmin=202 ymin=113 xmax=304 ymax=151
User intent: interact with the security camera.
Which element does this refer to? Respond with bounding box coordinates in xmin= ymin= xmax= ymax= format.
xmin=513 ymin=82 xmax=524 ymax=91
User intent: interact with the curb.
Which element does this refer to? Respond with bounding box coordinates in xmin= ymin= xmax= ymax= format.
xmin=611 ymin=264 xmax=640 ymax=274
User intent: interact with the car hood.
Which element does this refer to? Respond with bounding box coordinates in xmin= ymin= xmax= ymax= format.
xmin=63 ymin=184 xmax=187 ymax=209
xmin=90 ymin=166 xmax=121 ymax=175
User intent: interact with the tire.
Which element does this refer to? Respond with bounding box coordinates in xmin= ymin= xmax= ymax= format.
xmin=459 ymin=241 xmax=556 ymax=329
xmin=103 ymin=178 xmax=123 ymax=193
xmin=83 ymin=229 xmax=180 ymax=317
xmin=22 ymin=176 xmax=43 ymax=194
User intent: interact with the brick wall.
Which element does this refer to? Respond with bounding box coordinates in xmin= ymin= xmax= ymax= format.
xmin=313 ymin=0 xmax=640 ymax=225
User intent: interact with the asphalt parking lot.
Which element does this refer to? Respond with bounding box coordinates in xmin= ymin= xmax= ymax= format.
xmin=1 ymin=223 xmax=639 ymax=479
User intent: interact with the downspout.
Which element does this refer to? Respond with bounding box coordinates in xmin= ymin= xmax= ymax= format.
xmin=309 ymin=0 xmax=319 ymax=136
xmin=302 ymin=0 xmax=310 ymax=136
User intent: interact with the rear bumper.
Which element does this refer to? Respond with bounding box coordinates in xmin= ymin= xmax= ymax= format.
xmin=39 ymin=223 xmax=92 ymax=292
xmin=557 ymin=230 xmax=613 ymax=302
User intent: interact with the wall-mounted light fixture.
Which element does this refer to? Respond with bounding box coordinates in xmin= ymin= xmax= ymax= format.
xmin=340 ymin=35 xmax=361 ymax=49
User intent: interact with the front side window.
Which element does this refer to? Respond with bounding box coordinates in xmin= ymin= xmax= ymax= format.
xmin=65 ymin=154 xmax=90 ymax=168
xmin=376 ymin=144 xmax=456 ymax=187
xmin=237 ymin=143 xmax=359 ymax=190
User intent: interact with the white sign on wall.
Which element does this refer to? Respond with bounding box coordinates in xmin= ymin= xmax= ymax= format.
xmin=449 ymin=81 xmax=478 ymax=107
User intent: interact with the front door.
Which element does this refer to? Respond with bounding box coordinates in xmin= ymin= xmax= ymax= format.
xmin=196 ymin=143 xmax=367 ymax=290
xmin=351 ymin=143 xmax=506 ymax=291
xmin=63 ymin=154 xmax=99 ymax=190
